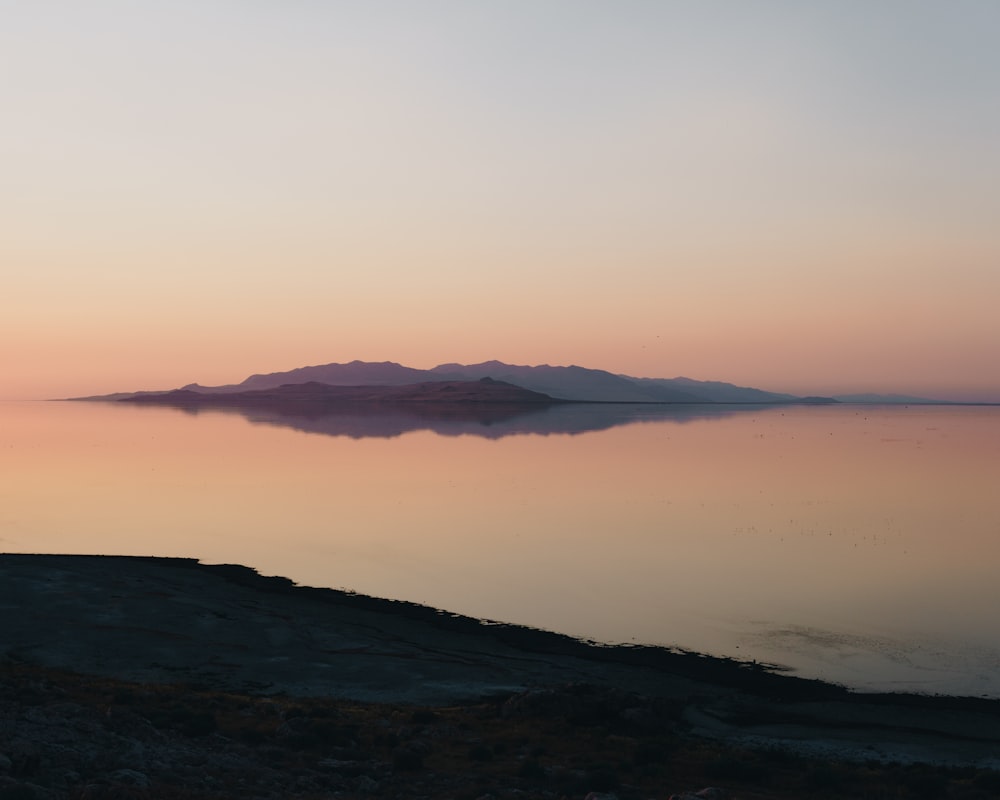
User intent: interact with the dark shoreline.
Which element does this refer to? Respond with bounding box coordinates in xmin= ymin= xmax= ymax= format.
xmin=3 ymin=553 xmax=1000 ymax=772
xmin=9 ymin=552 xmax=990 ymax=705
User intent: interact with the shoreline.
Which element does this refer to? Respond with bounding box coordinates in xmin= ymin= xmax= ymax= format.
xmin=3 ymin=553 xmax=1000 ymax=769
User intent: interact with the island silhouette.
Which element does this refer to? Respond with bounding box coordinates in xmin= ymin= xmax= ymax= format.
xmin=72 ymin=359 xmax=845 ymax=440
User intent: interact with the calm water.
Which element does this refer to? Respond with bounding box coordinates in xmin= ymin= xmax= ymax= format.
xmin=2 ymin=399 xmax=999 ymax=696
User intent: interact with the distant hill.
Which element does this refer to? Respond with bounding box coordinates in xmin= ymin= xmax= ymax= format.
xmin=153 ymin=359 xmax=829 ymax=404
xmin=237 ymin=360 xmax=431 ymax=391
xmin=178 ymin=360 xmax=430 ymax=394
xmin=430 ymin=361 xmax=701 ymax=402
xmin=121 ymin=378 xmax=561 ymax=409
xmin=832 ymin=393 xmax=947 ymax=404
xmin=626 ymin=375 xmax=797 ymax=404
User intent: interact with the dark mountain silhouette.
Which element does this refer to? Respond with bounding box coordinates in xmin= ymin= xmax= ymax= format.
xmin=110 ymin=372 xmax=799 ymax=439
xmin=123 ymin=378 xmax=561 ymax=411
xmin=179 ymin=360 xmax=429 ymax=394
xmin=430 ymin=361 xmax=701 ymax=402
xmin=832 ymin=393 xmax=947 ymax=404
xmin=70 ymin=360 xmax=849 ymax=439
xmin=74 ymin=358 xmax=844 ymax=405
xmin=236 ymin=360 xmax=431 ymax=391
xmin=169 ymin=359 xmax=818 ymax=403
xmin=627 ymin=376 xmax=797 ymax=403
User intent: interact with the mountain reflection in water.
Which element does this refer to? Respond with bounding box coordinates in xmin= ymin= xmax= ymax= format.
xmin=5 ymin=399 xmax=1000 ymax=696
xmin=151 ymin=400 xmax=767 ymax=439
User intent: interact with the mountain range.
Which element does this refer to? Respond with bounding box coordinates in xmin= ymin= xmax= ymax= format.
xmin=125 ymin=378 xmax=559 ymax=409
xmin=171 ymin=359 xmax=824 ymax=404
xmin=74 ymin=359 xmax=951 ymax=405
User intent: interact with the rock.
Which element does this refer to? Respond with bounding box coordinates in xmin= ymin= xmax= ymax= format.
xmin=0 ymin=753 xmax=12 ymax=773
xmin=0 ymin=779 xmax=43 ymax=800
xmin=620 ymin=705 xmax=662 ymax=733
xmin=107 ymin=769 xmax=150 ymax=788
xmin=352 ymin=774 xmax=379 ymax=793
xmin=318 ymin=758 xmax=359 ymax=770
xmin=61 ymin=771 xmax=81 ymax=787
xmin=8 ymin=752 xmax=41 ymax=779
xmin=669 ymin=789 xmax=727 ymax=800
xmin=391 ymin=747 xmax=423 ymax=771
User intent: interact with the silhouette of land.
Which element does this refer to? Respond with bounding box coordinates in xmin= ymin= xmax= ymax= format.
xmin=67 ymin=360 xmax=851 ymax=440
xmin=71 ymin=358 xmax=847 ymax=404
xmin=120 ymin=377 xmax=562 ymax=411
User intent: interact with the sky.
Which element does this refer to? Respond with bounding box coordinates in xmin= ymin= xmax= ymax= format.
xmin=3 ymin=1 xmax=998 ymax=401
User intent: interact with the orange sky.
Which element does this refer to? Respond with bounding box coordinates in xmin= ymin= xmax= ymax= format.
xmin=3 ymin=2 xmax=998 ymax=401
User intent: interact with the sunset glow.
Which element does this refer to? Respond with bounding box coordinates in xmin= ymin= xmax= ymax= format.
xmin=3 ymin=2 xmax=998 ymax=401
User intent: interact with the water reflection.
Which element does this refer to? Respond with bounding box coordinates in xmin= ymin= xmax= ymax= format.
xmin=119 ymin=399 xmax=771 ymax=439
xmin=3 ymin=400 xmax=999 ymax=696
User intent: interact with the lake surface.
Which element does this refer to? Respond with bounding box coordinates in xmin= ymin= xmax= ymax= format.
xmin=2 ymin=399 xmax=999 ymax=696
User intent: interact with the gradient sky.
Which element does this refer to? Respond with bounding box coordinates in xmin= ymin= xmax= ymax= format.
xmin=3 ymin=1 xmax=998 ymax=401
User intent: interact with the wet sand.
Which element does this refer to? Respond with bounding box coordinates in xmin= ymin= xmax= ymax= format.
xmin=2 ymin=554 xmax=999 ymax=768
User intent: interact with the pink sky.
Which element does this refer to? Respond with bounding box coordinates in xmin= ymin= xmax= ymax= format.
xmin=3 ymin=2 xmax=998 ymax=402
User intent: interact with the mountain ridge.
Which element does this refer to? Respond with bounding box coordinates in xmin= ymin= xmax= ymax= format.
xmin=154 ymin=359 xmax=832 ymax=404
xmin=69 ymin=359 xmax=952 ymax=404
xmin=124 ymin=378 xmax=561 ymax=409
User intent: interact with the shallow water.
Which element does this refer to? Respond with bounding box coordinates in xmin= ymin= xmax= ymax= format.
xmin=2 ymin=399 xmax=999 ymax=696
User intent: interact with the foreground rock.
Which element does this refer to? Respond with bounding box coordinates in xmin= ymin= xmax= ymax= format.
xmin=3 ymin=554 xmax=1000 ymax=773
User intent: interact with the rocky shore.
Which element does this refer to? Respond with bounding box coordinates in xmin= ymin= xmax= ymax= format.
xmin=2 ymin=554 xmax=1000 ymax=799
